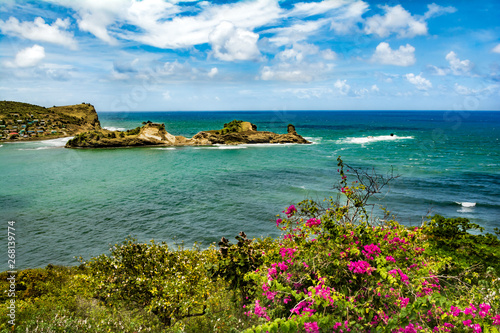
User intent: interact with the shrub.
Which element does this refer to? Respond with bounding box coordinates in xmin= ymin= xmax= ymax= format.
xmin=83 ymin=239 xmax=220 ymax=327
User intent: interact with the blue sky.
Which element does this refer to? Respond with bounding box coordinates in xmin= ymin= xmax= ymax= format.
xmin=0 ymin=0 xmax=499 ymax=111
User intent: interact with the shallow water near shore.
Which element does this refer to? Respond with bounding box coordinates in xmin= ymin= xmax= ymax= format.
xmin=0 ymin=110 xmax=499 ymax=271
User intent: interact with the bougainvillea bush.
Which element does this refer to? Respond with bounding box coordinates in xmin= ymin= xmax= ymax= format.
xmin=240 ymin=158 xmax=500 ymax=333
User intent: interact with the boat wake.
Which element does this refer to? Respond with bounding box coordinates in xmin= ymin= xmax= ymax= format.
xmin=339 ymin=135 xmax=414 ymax=144
xmin=455 ymin=202 xmax=476 ymax=207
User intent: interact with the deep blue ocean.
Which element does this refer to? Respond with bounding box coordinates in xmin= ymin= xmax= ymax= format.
xmin=0 ymin=110 xmax=499 ymax=271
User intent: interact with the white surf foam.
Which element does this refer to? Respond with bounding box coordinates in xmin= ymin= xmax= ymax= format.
xmin=103 ymin=126 xmax=126 ymax=131
xmin=456 ymin=202 xmax=476 ymax=207
xmin=339 ymin=135 xmax=414 ymax=144
xmin=239 ymin=143 xmax=295 ymax=148
xmin=194 ymin=145 xmax=247 ymax=150
xmin=304 ymin=137 xmax=322 ymax=144
xmin=214 ymin=145 xmax=247 ymax=150
xmin=16 ymin=136 xmax=73 ymax=150
xmin=153 ymin=147 xmax=176 ymax=150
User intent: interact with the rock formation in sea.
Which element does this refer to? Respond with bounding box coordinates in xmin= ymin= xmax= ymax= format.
xmin=66 ymin=120 xmax=311 ymax=148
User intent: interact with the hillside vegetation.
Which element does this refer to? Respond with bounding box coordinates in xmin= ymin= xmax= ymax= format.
xmin=0 ymin=101 xmax=100 ymax=141
xmin=1 ymin=158 xmax=499 ymax=332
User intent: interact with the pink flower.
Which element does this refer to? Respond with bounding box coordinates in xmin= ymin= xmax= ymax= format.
xmin=304 ymin=321 xmax=320 ymax=333
xmin=285 ymin=205 xmax=297 ymax=217
xmin=398 ymin=297 xmax=410 ymax=308
xmin=463 ymin=319 xmax=472 ymax=327
xmin=277 ymin=261 xmax=289 ymax=271
xmin=464 ymin=307 xmax=476 ymax=317
xmin=472 ymin=324 xmax=482 ymax=333
xmin=253 ymin=300 xmax=270 ymax=321
xmin=348 ymin=260 xmax=374 ymax=274
xmin=400 ymin=323 xmax=417 ymax=333
xmin=386 ymin=255 xmax=396 ymax=263
xmin=362 ymin=243 xmax=381 ymax=260
xmin=305 ymin=218 xmax=321 ymax=227
xmin=276 ymin=218 xmax=282 ymax=227
xmin=450 ymin=306 xmax=461 ymax=317
xmin=279 ymin=247 xmax=297 ymax=259
xmin=493 ymin=314 xmax=500 ymax=325
xmin=388 ymin=268 xmax=409 ymax=284
xmin=303 ymin=262 xmax=309 ymax=268
xmin=479 ymin=303 xmax=490 ymax=317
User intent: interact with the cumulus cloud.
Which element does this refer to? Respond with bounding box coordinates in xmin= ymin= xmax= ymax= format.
xmin=445 ymin=51 xmax=474 ymax=75
xmin=364 ymin=5 xmax=427 ymax=38
xmin=321 ymin=49 xmax=337 ymax=60
xmin=209 ymin=21 xmax=260 ymax=61
xmin=428 ymin=65 xmax=448 ymax=76
xmin=371 ymin=84 xmax=379 ymax=92
xmin=6 ymin=44 xmax=46 ymax=68
xmin=208 ymin=67 xmax=218 ymax=78
xmin=0 ymin=17 xmax=77 ymax=49
xmin=334 ymin=79 xmax=350 ymax=95
xmin=405 ymin=73 xmax=432 ymax=90
xmin=372 ymin=42 xmax=416 ymax=67
xmin=259 ymin=43 xmax=334 ymax=82
xmin=492 ymin=44 xmax=500 ymax=54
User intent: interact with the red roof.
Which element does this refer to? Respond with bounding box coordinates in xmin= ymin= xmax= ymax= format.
xmin=9 ymin=132 xmax=19 ymax=135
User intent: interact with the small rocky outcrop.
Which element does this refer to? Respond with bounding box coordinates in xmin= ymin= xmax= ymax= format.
xmin=188 ymin=120 xmax=310 ymax=145
xmin=66 ymin=123 xmax=187 ymax=148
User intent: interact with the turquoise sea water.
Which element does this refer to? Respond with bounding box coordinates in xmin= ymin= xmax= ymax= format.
xmin=1 ymin=111 xmax=499 ymax=271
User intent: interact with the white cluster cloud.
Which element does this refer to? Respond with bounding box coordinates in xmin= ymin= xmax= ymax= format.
xmin=445 ymin=51 xmax=474 ymax=75
xmin=208 ymin=67 xmax=218 ymax=78
xmin=372 ymin=42 xmax=416 ymax=67
xmin=365 ymin=5 xmax=427 ymax=38
xmin=334 ymin=79 xmax=350 ymax=95
xmin=428 ymin=51 xmax=474 ymax=76
xmin=6 ymin=44 xmax=46 ymax=68
xmin=260 ymin=43 xmax=334 ymax=82
xmin=0 ymin=17 xmax=77 ymax=49
xmin=405 ymin=73 xmax=432 ymax=90
xmin=493 ymin=44 xmax=500 ymax=54
xmin=209 ymin=21 xmax=261 ymax=61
